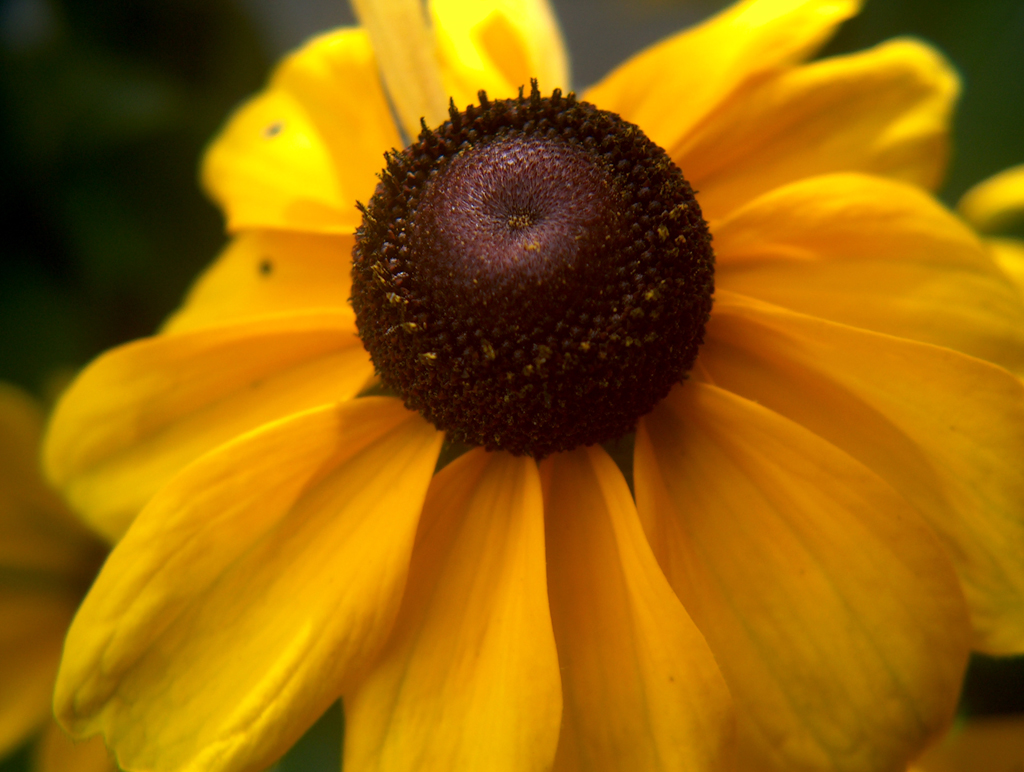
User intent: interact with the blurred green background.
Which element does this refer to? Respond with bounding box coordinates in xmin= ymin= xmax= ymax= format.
xmin=0 ymin=0 xmax=1022 ymax=769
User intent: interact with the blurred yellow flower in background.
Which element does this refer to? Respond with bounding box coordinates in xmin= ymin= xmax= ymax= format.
xmin=39 ymin=0 xmax=1024 ymax=771
xmin=0 ymin=383 xmax=111 ymax=772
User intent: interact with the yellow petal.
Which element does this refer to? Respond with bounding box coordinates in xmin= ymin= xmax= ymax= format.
xmin=957 ymin=164 xmax=1024 ymax=233
xmin=431 ymin=0 xmax=569 ymax=109
xmin=0 ymin=384 xmax=102 ymax=580
xmin=36 ymin=721 xmax=116 ymax=772
xmin=635 ymin=382 xmax=970 ymax=772
xmin=702 ymin=291 xmax=1024 ymax=654
xmin=988 ymin=238 xmax=1024 ymax=296
xmin=584 ymin=0 xmax=860 ymax=153
xmin=44 ymin=313 xmax=373 ymax=542
xmin=350 ymin=0 xmax=448 ymax=139
xmin=162 ymin=230 xmax=353 ymax=334
xmin=55 ymin=398 xmax=443 ymax=772
xmin=680 ymin=38 xmax=958 ymax=220
xmin=713 ymin=174 xmax=1024 ymax=374
xmin=202 ymin=28 xmax=400 ymax=234
xmin=345 ymin=449 xmax=560 ymax=772
xmin=913 ymin=715 xmax=1024 ymax=772
xmin=542 ymin=445 xmax=734 ymax=772
xmin=0 ymin=590 xmax=76 ymax=757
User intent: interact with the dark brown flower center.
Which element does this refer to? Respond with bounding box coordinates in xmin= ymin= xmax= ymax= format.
xmin=351 ymin=82 xmax=714 ymax=457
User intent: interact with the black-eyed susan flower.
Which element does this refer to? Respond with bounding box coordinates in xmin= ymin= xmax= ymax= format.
xmin=42 ymin=0 xmax=1024 ymax=771
xmin=0 ymin=383 xmax=112 ymax=772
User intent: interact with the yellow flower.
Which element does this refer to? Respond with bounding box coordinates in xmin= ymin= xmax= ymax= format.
xmin=43 ymin=1 xmax=1024 ymax=771
xmin=0 ymin=383 xmax=112 ymax=772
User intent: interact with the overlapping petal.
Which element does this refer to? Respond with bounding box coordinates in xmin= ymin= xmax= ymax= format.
xmin=714 ymin=174 xmax=1024 ymax=373
xmin=680 ymin=39 xmax=958 ymax=219
xmin=345 ymin=449 xmax=560 ymax=772
xmin=432 ymin=0 xmax=569 ymax=108
xmin=989 ymin=238 xmax=1024 ymax=296
xmin=542 ymin=446 xmax=734 ymax=772
xmin=957 ymin=163 xmax=1024 ymax=233
xmin=584 ymin=0 xmax=860 ymax=153
xmin=44 ymin=312 xmax=373 ymax=541
xmin=54 ymin=398 xmax=443 ymax=772
xmin=202 ymin=28 xmax=400 ymax=234
xmin=701 ymin=292 xmax=1024 ymax=654
xmin=636 ymin=382 xmax=970 ymax=772
xmin=163 ymin=230 xmax=353 ymax=334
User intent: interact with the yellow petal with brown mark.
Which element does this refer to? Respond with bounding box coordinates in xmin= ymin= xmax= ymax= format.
xmin=163 ymin=230 xmax=354 ymax=334
xmin=202 ymin=28 xmax=400 ymax=234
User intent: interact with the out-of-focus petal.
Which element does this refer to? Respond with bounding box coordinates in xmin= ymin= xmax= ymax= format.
xmin=988 ymin=238 xmax=1024 ymax=295
xmin=584 ymin=0 xmax=860 ymax=153
xmin=714 ymin=174 xmax=1024 ymax=373
xmin=202 ymin=29 xmax=400 ymax=234
xmin=162 ymin=230 xmax=353 ymax=334
xmin=55 ymin=398 xmax=443 ymax=772
xmin=0 ymin=591 xmax=76 ymax=758
xmin=703 ymin=291 xmax=1024 ymax=654
xmin=0 ymin=384 xmax=101 ymax=580
xmin=431 ymin=0 xmax=569 ymax=109
xmin=36 ymin=722 xmax=116 ymax=772
xmin=957 ymin=164 xmax=1024 ymax=234
xmin=636 ymin=382 xmax=969 ymax=772
xmin=542 ymin=445 xmax=734 ymax=772
xmin=912 ymin=715 xmax=1024 ymax=772
xmin=681 ymin=39 xmax=958 ymax=220
xmin=345 ymin=450 xmax=560 ymax=772
xmin=44 ymin=313 xmax=373 ymax=541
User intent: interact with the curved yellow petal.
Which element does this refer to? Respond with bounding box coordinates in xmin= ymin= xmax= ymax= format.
xmin=636 ymin=382 xmax=970 ymax=772
xmin=681 ymin=38 xmax=958 ymax=220
xmin=989 ymin=237 xmax=1024 ymax=296
xmin=202 ymin=28 xmax=400 ymax=234
xmin=55 ymin=398 xmax=443 ymax=772
xmin=957 ymin=164 xmax=1024 ymax=234
xmin=584 ymin=0 xmax=860 ymax=153
xmin=0 ymin=384 xmax=101 ymax=580
xmin=913 ymin=715 xmax=1024 ymax=772
xmin=44 ymin=313 xmax=373 ymax=542
xmin=713 ymin=174 xmax=1024 ymax=373
xmin=345 ymin=449 xmax=560 ymax=772
xmin=36 ymin=722 xmax=116 ymax=772
xmin=162 ymin=230 xmax=353 ymax=334
xmin=0 ymin=591 xmax=76 ymax=758
xmin=542 ymin=445 xmax=734 ymax=772
xmin=432 ymin=0 xmax=569 ymax=110
xmin=702 ymin=291 xmax=1024 ymax=654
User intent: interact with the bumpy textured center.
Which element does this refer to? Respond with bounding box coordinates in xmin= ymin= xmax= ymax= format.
xmin=352 ymin=85 xmax=714 ymax=457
